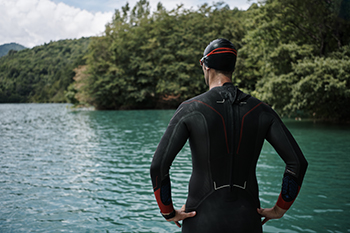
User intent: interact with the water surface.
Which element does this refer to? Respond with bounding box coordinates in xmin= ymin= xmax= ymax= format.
xmin=0 ymin=104 xmax=349 ymax=232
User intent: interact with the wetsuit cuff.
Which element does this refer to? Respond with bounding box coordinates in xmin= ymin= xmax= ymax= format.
xmin=276 ymin=193 xmax=294 ymax=210
xmin=161 ymin=210 xmax=176 ymax=219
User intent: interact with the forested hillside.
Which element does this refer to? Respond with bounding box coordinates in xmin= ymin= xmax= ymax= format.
xmin=1 ymin=0 xmax=349 ymax=121
xmin=68 ymin=1 xmax=246 ymax=110
xmin=0 ymin=38 xmax=90 ymax=103
xmin=0 ymin=43 xmax=26 ymax=57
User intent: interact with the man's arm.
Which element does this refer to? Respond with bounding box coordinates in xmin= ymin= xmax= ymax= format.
xmin=260 ymin=115 xmax=308 ymax=223
xmin=150 ymin=107 xmax=192 ymax=224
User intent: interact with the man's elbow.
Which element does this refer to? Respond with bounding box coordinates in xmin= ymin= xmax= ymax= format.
xmin=150 ymin=161 xmax=160 ymax=179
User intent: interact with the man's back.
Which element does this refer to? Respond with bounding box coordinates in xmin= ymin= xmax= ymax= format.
xmin=151 ymin=82 xmax=307 ymax=232
xmin=150 ymin=38 xmax=307 ymax=231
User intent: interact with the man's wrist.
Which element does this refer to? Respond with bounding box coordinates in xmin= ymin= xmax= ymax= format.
xmin=273 ymin=204 xmax=287 ymax=218
xmin=161 ymin=209 xmax=176 ymax=219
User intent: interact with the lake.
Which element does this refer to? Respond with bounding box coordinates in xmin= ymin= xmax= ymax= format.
xmin=0 ymin=104 xmax=349 ymax=232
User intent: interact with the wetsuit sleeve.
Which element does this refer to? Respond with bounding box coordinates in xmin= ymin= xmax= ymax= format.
xmin=266 ymin=115 xmax=308 ymax=210
xmin=150 ymin=106 xmax=190 ymax=216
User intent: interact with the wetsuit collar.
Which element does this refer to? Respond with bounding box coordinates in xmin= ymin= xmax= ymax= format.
xmin=223 ymin=82 xmax=234 ymax=87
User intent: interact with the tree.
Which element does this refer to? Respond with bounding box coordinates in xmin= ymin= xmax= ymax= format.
xmin=235 ymin=0 xmax=350 ymax=121
xmin=74 ymin=0 xmax=247 ymax=109
xmin=0 ymin=38 xmax=90 ymax=103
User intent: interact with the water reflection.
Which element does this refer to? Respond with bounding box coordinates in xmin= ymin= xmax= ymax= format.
xmin=258 ymin=119 xmax=350 ymax=232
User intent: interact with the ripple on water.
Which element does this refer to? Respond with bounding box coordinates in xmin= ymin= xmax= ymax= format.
xmin=1 ymin=104 xmax=350 ymax=232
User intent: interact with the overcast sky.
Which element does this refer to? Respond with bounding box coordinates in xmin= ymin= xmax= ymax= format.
xmin=0 ymin=0 xmax=256 ymax=48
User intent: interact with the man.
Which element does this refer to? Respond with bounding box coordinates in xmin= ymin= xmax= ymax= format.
xmin=150 ymin=38 xmax=308 ymax=232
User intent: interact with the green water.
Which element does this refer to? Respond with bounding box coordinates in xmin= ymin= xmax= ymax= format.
xmin=0 ymin=104 xmax=349 ymax=232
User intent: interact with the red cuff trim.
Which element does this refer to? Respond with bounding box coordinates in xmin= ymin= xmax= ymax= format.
xmin=276 ymin=193 xmax=294 ymax=210
xmin=276 ymin=186 xmax=301 ymax=210
xmin=154 ymin=189 xmax=174 ymax=213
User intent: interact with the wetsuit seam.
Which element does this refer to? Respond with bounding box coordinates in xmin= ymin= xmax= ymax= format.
xmin=186 ymin=190 xmax=215 ymax=212
xmin=183 ymin=99 xmax=230 ymax=154
xmin=183 ymin=111 xmax=213 ymax=208
xmin=159 ymin=113 xmax=190 ymax=179
xmin=237 ymin=102 xmax=266 ymax=154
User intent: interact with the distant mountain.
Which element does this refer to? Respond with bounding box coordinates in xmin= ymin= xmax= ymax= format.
xmin=0 ymin=38 xmax=90 ymax=103
xmin=0 ymin=43 xmax=27 ymax=57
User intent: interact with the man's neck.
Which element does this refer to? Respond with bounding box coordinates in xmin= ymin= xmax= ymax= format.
xmin=209 ymin=75 xmax=232 ymax=89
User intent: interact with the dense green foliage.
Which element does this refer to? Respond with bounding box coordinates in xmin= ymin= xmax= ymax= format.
xmin=71 ymin=1 xmax=245 ymax=109
xmin=235 ymin=0 xmax=350 ymax=121
xmin=1 ymin=0 xmax=349 ymax=121
xmin=0 ymin=43 xmax=26 ymax=57
xmin=0 ymin=38 xmax=90 ymax=103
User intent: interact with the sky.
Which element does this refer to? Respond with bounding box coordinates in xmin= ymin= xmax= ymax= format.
xmin=0 ymin=0 xmax=256 ymax=48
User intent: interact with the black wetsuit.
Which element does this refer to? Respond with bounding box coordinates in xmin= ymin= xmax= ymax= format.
xmin=150 ymin=83 xmax=308 ymax=232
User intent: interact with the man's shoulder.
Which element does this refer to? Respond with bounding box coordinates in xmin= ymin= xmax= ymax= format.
xmin=170 ymin=93 xmax=211 ymax=122
xmin=181 ymin=90 xmax=213 ymax=104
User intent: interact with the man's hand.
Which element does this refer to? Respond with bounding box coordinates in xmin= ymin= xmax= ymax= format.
xmin=165 ymin=205 xmax=196 ymax=228
xmin=257 ymin=205 xmax=287 ymax=225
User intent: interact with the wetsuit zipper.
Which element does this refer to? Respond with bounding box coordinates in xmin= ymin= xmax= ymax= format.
xmin=223 ymin=85 xmax=238 ymax=195
xmin=232 ymin=97 xmax=240 ymax=195
xmin=228 ymin=100 xmax=235 ymax=193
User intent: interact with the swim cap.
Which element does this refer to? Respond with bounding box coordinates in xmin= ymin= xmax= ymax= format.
xmin=200 ymin=38 xmax=237 ymax=71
